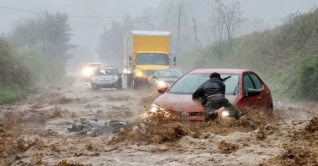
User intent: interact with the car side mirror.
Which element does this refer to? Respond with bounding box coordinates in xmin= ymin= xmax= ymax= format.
xmin=246 ymin=88 xmax=260 ymax=97
xmin=118 ymin=73 xmax=122 ymax=76
xmin=158 ymin=86 xmax=168 ymax=94
xmin=152 ymin=76 xmax=157 ymax=79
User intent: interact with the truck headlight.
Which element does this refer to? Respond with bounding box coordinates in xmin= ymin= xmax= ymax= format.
xmin=136 ymin=72 xmax=142 ymax=76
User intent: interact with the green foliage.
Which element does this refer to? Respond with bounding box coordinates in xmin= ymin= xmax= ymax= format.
xmin=179 ymin=8 xmax=318 ymax=101
xmin=296 ymin=56 xmax=318 ymax=100
xmin=9 ymin=12 xmax=74 ymax=84
xmin=0 ymin=12 xmax=74 ymax=104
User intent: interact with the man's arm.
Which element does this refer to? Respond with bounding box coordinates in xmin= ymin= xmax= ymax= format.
xmin=192 ymin=84 xmax=204 ymax=100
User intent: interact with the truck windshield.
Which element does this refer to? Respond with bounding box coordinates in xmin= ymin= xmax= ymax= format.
xmin=137 ymin=53 xmax=169 ymax=65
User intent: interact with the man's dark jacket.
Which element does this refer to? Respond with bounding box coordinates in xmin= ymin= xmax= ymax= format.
xmin=192 ymin=78 xmax=225 ymax=105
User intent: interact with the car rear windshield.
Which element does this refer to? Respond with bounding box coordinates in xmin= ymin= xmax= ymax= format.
xmin=158 ymin=70 xmax=182 ymax=78
xmin=95 ymin=69 xmax=117 ymax=75
xmin=168 ymin=73 xmax=239 ymax=95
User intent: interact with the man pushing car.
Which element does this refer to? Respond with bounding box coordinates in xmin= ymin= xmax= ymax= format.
xmin=192 ymin=72 xmax=244 ymax=120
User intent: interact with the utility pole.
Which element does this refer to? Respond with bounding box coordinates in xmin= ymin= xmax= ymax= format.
xmin=176 ymin=5 xmax=181 ymax=60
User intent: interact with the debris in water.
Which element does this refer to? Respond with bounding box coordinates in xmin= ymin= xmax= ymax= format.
xmin=57 ymin=160 xmax=92 ymax=166
xmin=77 ymin=130 xmax=87 ymax=135
xmin=84 ymin=103 xmax=101 ymax=109
xmin=56 ymin=96 xmax=73 ymax=104
xmin=109 ymin=120 xmax=128 ymax=133
xmin=96 ymin=110 xmax=103 ymax=114
xmin=67 ymin=123 xmax=83 ymax=132
xmin=56 ymin=121 xmax=71 ymax=126
xmin=276 ymin=146 xmax=318 ymax=166
xmin=91 ymin=125 xmax=114 ymax=135
xmin=305 ymin=117 xmax=318 ymax=132
xmin=106 ymin=95 xmax=130 ymax=101
xmin=88 ymin=119 xmax=115 ymax=134
xmin=0 ymin=128 xmax=5 ymax=133
xmin=255 ymin=124 xmax=277 ymax=140
xmin=112 ymin=105 xmax=130 ymax=111
xmin=218 ymin=140 xmax=239 ymax=154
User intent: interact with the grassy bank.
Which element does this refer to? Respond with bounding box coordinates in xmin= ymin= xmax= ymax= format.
xmin=0 ymin=86 xmax=36 ymax=105
xmin=179 ymin=8 xmax=318 ymax=102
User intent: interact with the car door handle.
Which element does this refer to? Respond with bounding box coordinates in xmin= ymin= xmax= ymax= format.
xmin=257 ymin=97 xmax=261 ymax=100
xmin=266 ymin=92 xmax=270 ymax=95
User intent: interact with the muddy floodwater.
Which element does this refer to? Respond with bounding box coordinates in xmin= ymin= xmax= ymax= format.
xmin=1 ymin=76 xmax=318 ymax=166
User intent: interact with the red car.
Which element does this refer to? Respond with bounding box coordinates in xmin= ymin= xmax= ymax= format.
xmin=151 ymin=69 xmax=273 ymax=121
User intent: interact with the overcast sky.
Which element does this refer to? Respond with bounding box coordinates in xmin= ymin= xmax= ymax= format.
xmin=1 ymin=0 xmax=318 ymax=48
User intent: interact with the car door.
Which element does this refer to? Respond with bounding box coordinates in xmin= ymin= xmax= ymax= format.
xmin=249 ymin=73 xmax=270 ymax=110
xmin=239 ymin=73 xmax=260 ymax=110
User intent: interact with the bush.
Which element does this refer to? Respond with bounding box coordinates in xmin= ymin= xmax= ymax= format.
xmin=296 ymin=56 xmax=318 ymax=100
xmin=0 ymin=12 xmax=74 ymax=104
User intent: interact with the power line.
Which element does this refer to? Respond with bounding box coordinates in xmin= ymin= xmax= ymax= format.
xmin=0 ymin=6 xmax=36 ymax=14
xmin=0 ymin=5 xmax=158 ymax=19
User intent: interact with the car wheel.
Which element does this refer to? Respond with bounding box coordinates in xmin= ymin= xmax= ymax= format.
xmin=117 ymin=83 xmax=122 ymax=90
xmin=127 ymin=75 xmax=133 ymax=88
xmin=268 ymin=105 xmax=274 ymax=117
xmin=133 ymin=79 xmax=139 ymax=89
xmin=91 ymin=84 xmax=98 ymax=91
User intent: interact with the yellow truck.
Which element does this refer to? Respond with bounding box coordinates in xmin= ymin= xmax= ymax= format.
xmin=123 ymin=31 xmax=176 ymax=89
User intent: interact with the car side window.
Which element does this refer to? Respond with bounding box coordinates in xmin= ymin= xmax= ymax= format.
xmin=249 ymin=73 xmax=263 ymax=89
xmin=243 ymin=74 xmax=255 ymax=94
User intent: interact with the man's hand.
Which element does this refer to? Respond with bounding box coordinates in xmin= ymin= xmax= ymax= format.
xmin=192 ymin=98 xmax=201 ymax=105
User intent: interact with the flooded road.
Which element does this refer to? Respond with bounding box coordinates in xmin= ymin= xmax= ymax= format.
xmin=1 ymin=76 xmax=318 ymax=166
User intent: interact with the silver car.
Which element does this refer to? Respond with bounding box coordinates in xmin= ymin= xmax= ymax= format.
xmin=91 ymin=66 xmax=122 ymax=91
xmin=148 ymin=69 xmax=183 ymax=88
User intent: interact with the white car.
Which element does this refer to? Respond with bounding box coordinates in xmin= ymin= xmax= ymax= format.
xmin=82 ymin=62 xmax=103 ymax=81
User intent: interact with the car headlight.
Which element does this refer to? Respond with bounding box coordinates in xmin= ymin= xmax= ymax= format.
xmin=112 ymin=76 xmax=119 ymax=81
xmin=147 ymin=103 xmax=171 ymax=119
xmin=150 ymin=104 xmax=159 ymax=113
xmin=83 ymin=68 xmax=93 ymax=76
xmin=123 ymin=68 xmax=131 ymax=74
xmin=91 ymin=77 xmax=98 ymax=82
xmin=222 ymin=111 xmax=229 ymax=117
xmin=136 ymin=72 xmax=142 ymax=76
xmin=157 ymin=80 xmax=167 ymax=88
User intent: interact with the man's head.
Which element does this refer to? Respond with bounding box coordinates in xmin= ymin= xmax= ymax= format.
xmin=210 ymin=72 xmax=221 ymax=80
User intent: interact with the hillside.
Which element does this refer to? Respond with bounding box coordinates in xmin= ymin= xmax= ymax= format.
xmin=179 ymin=8 xmax=318 ymax=102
